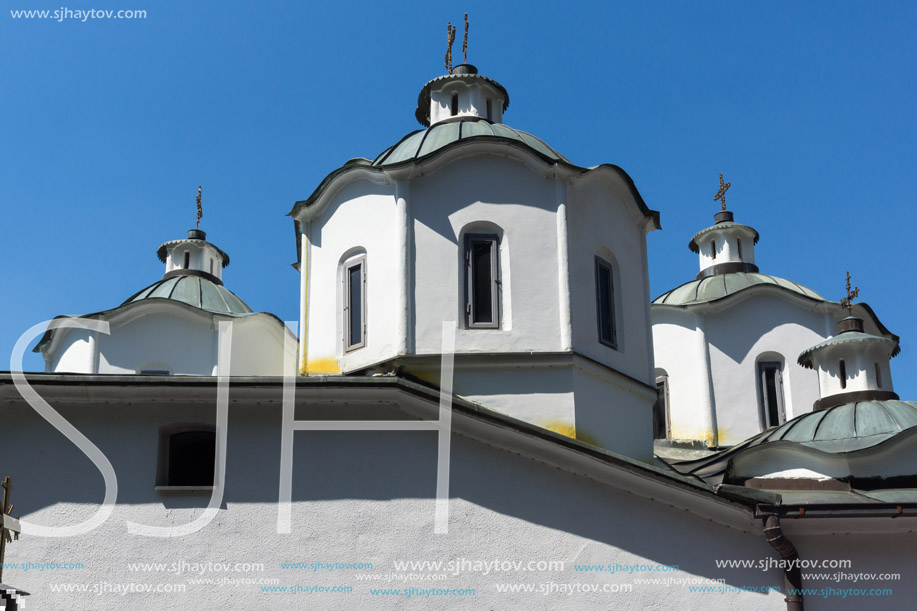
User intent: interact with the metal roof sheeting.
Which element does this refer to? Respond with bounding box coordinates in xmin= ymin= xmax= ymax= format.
xmin=652 ymin=272 xmax=824 ymax=306
xmin=122 ymin=276 xmax=252 ymax=315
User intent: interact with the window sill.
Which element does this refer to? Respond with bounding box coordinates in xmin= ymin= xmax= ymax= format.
xmin=154 ymin=486 xmax=214 ymax=492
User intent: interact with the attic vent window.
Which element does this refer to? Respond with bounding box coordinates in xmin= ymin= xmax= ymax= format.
xmin=158 ymin=429 xmax=216 ymax=488
xmin=737 ymin=239 xmax=743 ymax=259
xmin=451 ymin=92 xmax=459 ymax=116
xmin=710 ymin=241 xmax=716 ymax=260
xmin=183 ymin=251 xmax=190 ymax=269
xmin=875 ymin=363 xmax=883 ymax=388
xmin=486 ymin=99 xmax=492 ymax=121
xmin=839 ymin=359 xmax=847 ymax=389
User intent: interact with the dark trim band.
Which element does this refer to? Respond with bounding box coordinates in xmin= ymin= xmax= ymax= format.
xmin=814 ymin=390 xmax=900 ymax=411
xmin=162 ymin=268 xmax=223 ymax=286
xmin=696 ymin=262 xmax=760 ymax=280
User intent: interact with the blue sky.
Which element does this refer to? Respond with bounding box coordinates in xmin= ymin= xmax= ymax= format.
xmin=2 ymin=1 xmax=916 ymax=395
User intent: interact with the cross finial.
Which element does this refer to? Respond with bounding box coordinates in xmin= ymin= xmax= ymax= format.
xmin=445 ymin=22 xmax=457 ymax=74
xmin=462 ymin=13 xmax=469 ymax=64
xmin=713 ymin=173 xmax=731 ymax=212
xmin=1 ymin=476 xmax=21 ymax=583
xmin=196 ymin=185 xmax=203 ymax=229
xmin=839 ymin=271 xmax=860 ymax=314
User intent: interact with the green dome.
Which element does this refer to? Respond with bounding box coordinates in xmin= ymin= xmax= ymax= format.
xmin=372 ymin=119 xmax=570 ymax=167
xmin=653 ymin=272 xmax=824 ymax=306
xmin=759 ymin=401 xmax=917 ymax=453
xmin=123 ymin=275 xmax=252 ymax=316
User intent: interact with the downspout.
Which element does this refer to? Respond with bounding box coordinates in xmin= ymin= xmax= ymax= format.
xmin=763 ymin=515 xmax=804 ymax=611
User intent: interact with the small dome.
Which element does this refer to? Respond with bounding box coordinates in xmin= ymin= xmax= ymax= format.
xmin=653 ymin=272 xmax=824 ymax=306
xmin=123 ymin=275 xmax=252 ymax=316
xmin=758 ymin=400 xmax=917 ymax=452
xmin=372 ymin=119 xmax=570 ymax=167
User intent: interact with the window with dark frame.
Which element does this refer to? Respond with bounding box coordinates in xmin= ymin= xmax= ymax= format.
xmin=595 ymin=256 xmax=617 ymax=348
xmin=653 ymin=377 xmax=670 ymax=440
xmin=464 ymin=235 xmax=500 ymax=329
xmin=163 ymin=429 xmax=215 ymax=487
xmin=343 ymin=256 xmax=366 ymax=351
xmin=758 ymin=361 xmax=785 ymax=429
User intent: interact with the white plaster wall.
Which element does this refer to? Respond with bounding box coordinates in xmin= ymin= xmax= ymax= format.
xmin=165 ymin=243 xmax=224 ymax=280
xmin=47 ymin=306 xmax=292 ymax=376
xmin=304 ymin=181 xmax=399 ymax=374
xmin=0 ymin=399 xmax=811 ymax=611
xmin=697 ymin=231 xmax=756 ymax=271
xmin=566 ymin=177 xmax=654 ymax=385
xmin=411 ymin=154 xmax=561 ymax=355
xmin=430 ymin=82 xmax=504 ymax=125
xmin=812 ymin=343 xmax=895 ymax=397
xmin=651 ymin=310 xmax=715 ymax=443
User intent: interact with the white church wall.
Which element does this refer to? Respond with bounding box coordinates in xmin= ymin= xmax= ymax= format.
xmin=303 ymin=181 xmax=400 ymax=374
xmin=2 ymin=397 xmax=803 ymax=611
xmin=228 ymin=316 xmax=296 ymax=376
xmin=48 ymin=327 xmax=94 ymax=373
xmin=411 ymin=154 xmax=561 ymax=355
xmin=566 ymin=177 xmax=655 ymax=386
xmin=98 ymin=309 xmax=218 ymax=375
xmin=651 ymin=310 xmax=716 ymax=444
xmin=704 ymin=295 xmax=826 ymax=446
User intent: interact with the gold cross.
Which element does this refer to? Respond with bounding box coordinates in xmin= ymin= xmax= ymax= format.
xmin=196 ymin=185 xmax=203 ymax=229
xmin=839 ymin=271 xmax=860 ymax=314
xmin=462 ymin=13 xmax=469 ymax=64
xmin=0 ymin=477 xmax=21 ymax=583
xmin=713 ymin=173 xmax=731 ymax=211
xmin=445 ymin=22 xmax=456 ymax=74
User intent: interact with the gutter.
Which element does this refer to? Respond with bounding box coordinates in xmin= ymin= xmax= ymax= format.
xmin=763 ymin=515 xmax=804 ymax=611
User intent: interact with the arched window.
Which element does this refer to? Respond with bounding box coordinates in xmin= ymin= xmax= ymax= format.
xmin=342 ymin=253 xmax=367 ymax=351
xmin=464 ymin=234 xmax=501 ymax=328
xmin=157 ymin=425 xmax=215 ymax=488
xmin=757 ymin=357 xmax=786 ymax=429
xmin=654 ymin=370 xmax=670 ymax=440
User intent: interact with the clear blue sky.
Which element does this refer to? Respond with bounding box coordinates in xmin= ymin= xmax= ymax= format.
xmin=3 ymin=1 xmax=916 ymax=396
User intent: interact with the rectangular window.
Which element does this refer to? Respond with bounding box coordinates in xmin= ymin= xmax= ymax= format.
xmin=595 ymin=257 xmax=617 ymax=348
xmin=875 ymin=362 xmax=883 ymax=389
xmin=710 ymin=241 xmax=716 ymax=260
xmin=839 ymin=359 xmax=847 ymax=389
xmin=737 ymin=239 xmax=743 ymax=259
xmin=163 ymin=430 xmax=215 ymax=487
xmin=465 ymin=235 xmax=500 ymax=328
xmin=758 ymin=361 xmax=785 ymax=429
xmin=486 ymin=99 xmax=492 ymax=121
xmin=183 ymin=251 xmax=190 ymax=268
xmin=653 ymin=378 xmax=670 ymax=440
xmin=344 ymin=256 xmax=366 ymax=350
xmin=209 ymin=259 xmax=214 ymax=274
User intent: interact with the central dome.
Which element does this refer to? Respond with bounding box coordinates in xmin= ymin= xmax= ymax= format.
xmin=372 ymin=119 xmax=570 ymax=167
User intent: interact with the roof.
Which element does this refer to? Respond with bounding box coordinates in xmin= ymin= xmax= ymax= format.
xmin=414 ymin=71 xmax=510 ymax=127
xmin=689 ymin=221 xmax=760 ymax=253
xmin=652 ymin=272 xmax=824 ymax=306
xmin=157 ymin=238 xmax=230 ymax=268
xmin=372 ymin=119 xmax=570 ymax=167
xmin=122 ymin=275 xmax=252 ymax=315
xmin=759 ymin=400 xmax=917 ymax=452
xmin=798 ymin=331 xmax=900 ymax=367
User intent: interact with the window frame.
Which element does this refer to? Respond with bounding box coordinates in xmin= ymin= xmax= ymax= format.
xmin=758 ymin=361 xmax=786 ymax=429
xmin=653 ymin=376 xmax=671 ymax=440
xmin=464 ymin=233 xmax=501 ymax=329
xmin=343 ymin=254 xmax=367 ymax=352
xmin=594 ymin=255 xmax=618 ymax=349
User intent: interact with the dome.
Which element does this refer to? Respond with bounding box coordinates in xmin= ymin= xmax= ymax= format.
xmin=123 ymin=275 xmax=253 ymax=316
xmin=652 ymin=272 xmax=824 ymax=306
xmin=372 ymin=119 xmax=571 ymax=168
xmin=755 ymin=400 xmax=917 ymax=453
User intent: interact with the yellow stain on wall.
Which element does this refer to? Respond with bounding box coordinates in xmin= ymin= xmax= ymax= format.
xmin=540 ymin=420 xmax=577 ymax=439
xmin=303 ymin=357 xmax=341 ymax=375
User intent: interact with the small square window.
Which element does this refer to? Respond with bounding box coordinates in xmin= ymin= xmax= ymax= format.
xmin=158 ymin=428 xmax=215 ymax=487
